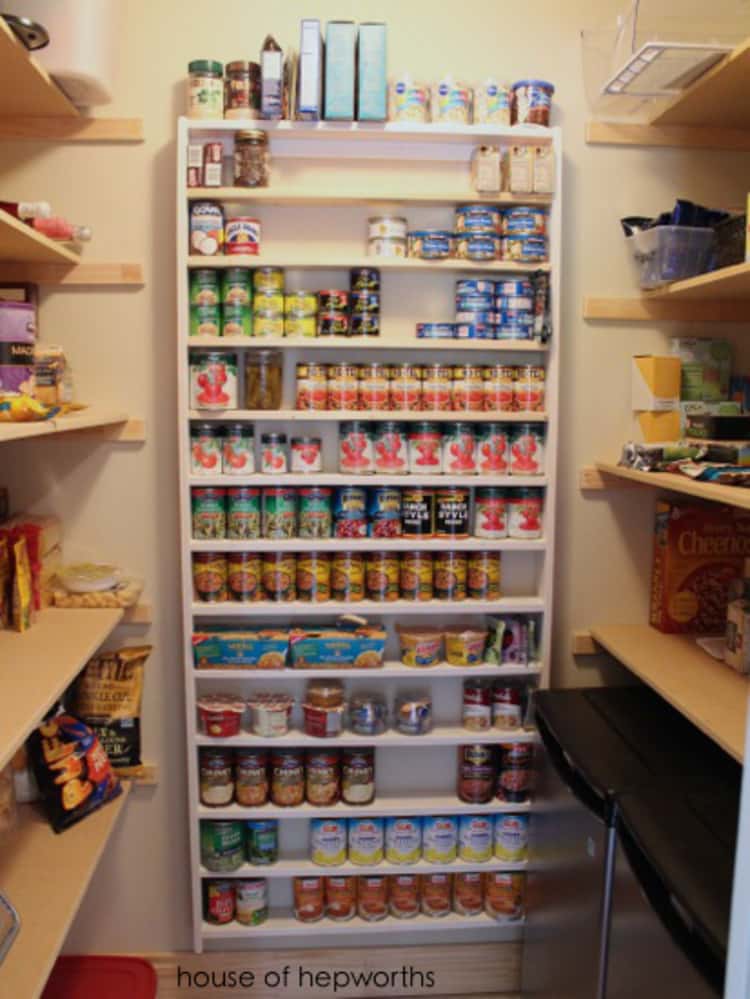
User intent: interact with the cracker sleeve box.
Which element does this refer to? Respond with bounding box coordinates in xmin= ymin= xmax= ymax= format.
xmin=650 ymin=500 xmax=750 ymax=633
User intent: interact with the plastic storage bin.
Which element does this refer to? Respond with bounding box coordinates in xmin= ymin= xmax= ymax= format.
xmin=628 ymin=225 xmax=714 ymax=289
xmin=42 ymin=956 xmax=157 ymax=998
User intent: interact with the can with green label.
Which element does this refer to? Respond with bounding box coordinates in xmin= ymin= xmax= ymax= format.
xmin=200 ymin=820 xmax=244 ymax=872
xmin=190 ymin=304 xmax=220 ymax=337
xmin=190 ymin=268 xmax=220 ymax=306
xmin=222 ymin=267 xmax=252 ymax=306
xmin=222 ymin=303 xmax=252 ymax=337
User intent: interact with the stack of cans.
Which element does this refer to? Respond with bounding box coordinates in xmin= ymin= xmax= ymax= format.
xmin=454 ymin=278 xmax=535 ymax=340
xmin=349 ymin=267 xmax=380 ymax=337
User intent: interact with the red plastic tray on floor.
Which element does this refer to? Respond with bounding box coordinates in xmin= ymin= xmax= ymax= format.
xmin=42 ymin=956 xmax=157 ymax=998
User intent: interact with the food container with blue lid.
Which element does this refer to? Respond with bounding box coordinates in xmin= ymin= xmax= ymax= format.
xmin=407 ymin=229 xmax=454 ymax=260
xmin=456 ymin=279 xmax=495 ymax=296
xmin=416 ymin=322 xmax=456 ymax=339
xmin=455 ymin=204 xmax=502 ymax=234
xmin=455 ymin=232 xmax=502 ymax=261
xmin=456 ymin=321 xmax=497 ymax=340
xmin=455 ymin=293 xmax=494 ymax=313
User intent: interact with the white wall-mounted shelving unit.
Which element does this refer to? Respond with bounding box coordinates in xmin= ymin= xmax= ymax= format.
xmin=177 ymin=117 xmax=561 ymax=951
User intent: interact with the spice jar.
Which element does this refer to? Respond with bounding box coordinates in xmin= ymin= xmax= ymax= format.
xmin=234 ymin=129 xmax=270 ymax=187
xmin=245 ymin=349 xmax=282 ymax=409
xmin=188 ymin=60 xmax=224 ymax=119
xmin=199 ymin=748 xmax=234 ymax=807
xmin=342 ymin=748 xmax=375 ymax=805
xmin=236 ymin=749 xmax=268 ymax=806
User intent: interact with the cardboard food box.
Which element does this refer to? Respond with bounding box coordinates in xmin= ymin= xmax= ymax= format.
xmin=650 ymin=499 xmax=750 ymax=634
xmin=296 ymin=18 xmax=322 ymax=120
xmin=632 ymin=355 xmax=681 ymax=412
xmin=670 ymin=337 xmax=731 ymax=402
xmin=638 ymin=411 xmax=681 ymax=443
xmin=357 ymin=22 xmax=387 ymax=121
xmin=324 ymin=20 xmax=356 ymax=120
xmin=725 ymin=598 xmax=750 ymax=673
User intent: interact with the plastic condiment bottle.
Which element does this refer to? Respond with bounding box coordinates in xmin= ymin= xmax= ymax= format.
xmin=32 ymin=217 xmax=92 ymax=242
xmin=0 ymin=200 xmax=51 ymax=219
xmin=261 ymin=35 xmax=283 ymax=120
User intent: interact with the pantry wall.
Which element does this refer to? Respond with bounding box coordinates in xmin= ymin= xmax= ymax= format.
xmin=3 ymin=0 xmax=749 ymax=965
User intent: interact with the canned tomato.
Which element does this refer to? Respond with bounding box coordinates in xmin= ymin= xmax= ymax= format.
xmin=262 ymin=552 xmax=296 ymax=601
xmin=191 ymin=268 xmax=220 ymax=306
xmin=271 ymin=749 xmax=304 ymax=807
xmin=339 ymin=421 xmax=375 ymax=474
xmin=294 ymin=876 xmax=325 ymax=922
xmin=422 ymin=364 xmax=452 ymax=412
xmin=342 ymin=748 xmax=375 ymax=805
xmin=190 ymin=351 xmax=238 ymax=409
xmin=225 ymin=215 xmax=261 ymax=254
xmin=291 ymin=436 xmax=322 ymax=472
xmin=297 ymin=552 xmax=331 ymax=603
xmin=260 ymin=432 xmax=287 ymax=473
xmin=457 ymin=744 xmax=495 ymax=804
xmin=400 ymin=551 xmax=433 ymax=601
xmin=442 ymin=423 xmax=477 ymax=475
xmin=261 ymin=487 xmax=295 ymax=539
xmin=227 ymin=552 xmax=262 ymax=601
xmin=191 ymin=422 xmax=223 ymax=476
xmin=227 ymin=486 xmax=261 ymax=539
xmin=486 ymin=871 xmax=525 ymax=920
xmin=201 ymin=820 xmax=244 ymax=872
xmin=191 ymin=304 xmax=220 ymax=337
xmin=367 ymin=486 xmax=402 ymax=538
xmin=475 ymin=487 xmax=508 ymax=538
xmin=435 ymin=487 xmax=469 ymax=538
xmin=467 ymin=551 xmax=502 ymax=599
xmin=365 ymin=551 xmax=400 ymax=602
xmin=421 ymin=873 xmax=452 ymax=917
xmin=334 ymin=486 xmax=368 ymax=539
xmin=493 ymin=685 xmax=524 ymax=730
xmin=222 ymin=267 xmax=252 ymax=306
xmin=199 ymin=748 xmax=234 ymax=808
xmin=452 ymin=365 xmax=485 ymax=412
xmin=327 ymin=363 xmax=359 ymax=410
xmin=205 ymin=880 xmax=235 ymax=924
xmin=351 ymin=314 xmax=380 ymax=337
xmin=331 ymin=551 xmax=365 ymax=601
xmin=385 ymin=817 xmax=422 ymax=864
xmin=296 ymin=363 xmax=328 ymax=411
xmin=434 ymin=551 xmax=467 ymax=600
xmin=350 ymin=290 xmax=379 ymax=314
xmin=497 ymin=743 xmax=533 ymax=803
xmin=236 ymin=749 xmax=268 ymax=807
xmin=222 ymin=303 xmax=252 ymax=337
xmin=236 ymin=879 xmax=268 ymax=926
xmin=311 ymin=818 xmax=347 ymax=866
xmin=326 ymin=877 xmax=357 ymax=921
xmin=483 ymin=365 xmax=515 ymax=411
xmin=510 ymin=424 xmax=545 ymax=475
xmin=389 ymin=874 xmax=420 ymax=919
xmin=508 ymin=487 xmax=544 ymax=539
xmin=223 ymin=423 xmax=254 ymax=474
xmin=373 ymin=421 xmax=408 ymax=473
xmin=402 ymin=487 xmax=434 ymax=538
xmin=318 ymin=311 xmax=349 ymax=336
xmin=246 ymin=820 xmax=279 ymax=865
xmin=458 ymin=814 xmax=493 ymax=862
xmin=193 ymin=553 xmax=228 ymax=602
xmin=285 ymin=290 xmax=317 ymax=315
xmin=477 ymin=423 xmax=511 ymax=475
xmin=285 ymin=313 xmax=316 ymax=338
xmin=454 ymin=872 xmax=484 ymax=916
xmin=192 ymin=487 xmax=226 ymax=540
xmin=408 ymin=422 xmax=442 ymax=473
xmin=463 ymin=680 xmax=492 ymax=732
xmin=298 ymin=487 xmax=333 ymax=540
xmin=423 ymin=816 xmax=457 ymax=863
xmin=389 ymin=364 xmax=422 ymax=411
xmin=349 ymin=818 xmax=385 ymax=865
xmin=495 ymin=814 xmax=529 ymax=861
xmin=358 ymin=363 xmax=390 ymax=411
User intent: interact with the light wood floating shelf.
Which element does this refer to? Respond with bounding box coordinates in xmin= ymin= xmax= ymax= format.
xmin=0 ymin=261 xmax=144 ymax=285
xmin=585 ymin=120 xmax=750 ymax=151
xmin=191 ymin=538 xmax=546 ymax=553
xmin=195 ymin=662 xmax=542 ymax=680
xmin=189 ymin=409 xmax=547 ymax=423
xmin=0 ymin=608 xmax=123 ymax=771
xmin=0 ymin=116 xmax=143 ymax=142
xmin=589 ymin=624 xmax=748 ymax=762
xmin=583 ymin=296 xmax=750 ymax=322
xmin=192 ymin=596 xmax=545 ymax=617
xmin=189 ymin=473 xmax=548 ymax=487
xmin=187 ymin=335 xmax=548 ymax=352
xmin=649 ymin=38 xmax=750 ymax=129
xmin=642 ymin=262 xmax=750 ymax=302
xmin=187 ymin=187 xmax=552 ymax=206
xmin=0 ymin=410 xmax=143 ymax=444
xmin=195 ymin=727 xmax=537 ymax=749
xmin=188 ymin=255 xmax=549 ymax=274
xmin=584 ymin=461 xmax=750 ymax=512
xmin=0 ymin=789 xmax=130 ymax=999
xmin=0 ymin=18 xmax=77 ymax=118
xmin=198 ymin=794 xmax=530 ymax=821
xmin=204 ymin=857 xmax=527 ymax=879
xmin=0 ymin=209 xmax=80 ymax=265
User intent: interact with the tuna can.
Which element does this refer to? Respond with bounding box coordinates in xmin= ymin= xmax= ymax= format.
xmin=227 ymin=552 xmax=262 ymax=602
xmin=389 ymin=364 xmax=422 ymax=411
xmin=454 ymin=310 xmax=498 ymax=326
xmin=407 ymin=229 xmax=453 ymax=259
xmin=458 ymin=815 xmax=493 ymax=862
xmin=339 ymin=421 xmax=375 ymax=475
xmin=310 ymin=818 xmax=347 ymax=866
xmin=351 ymin=313 xmax=380 ymax=337
xmin=261 ymin=486 xmax=296 ymax=539
xmin=502 ymin=206 xmax=547 ymax=236
xmin=367 ymin=486 xmax=402 ymax=538
xmin=334 ymin=486 xmax=368 ymax=539
xmin=193 ymin=553 xmax=228 ymax=603
xmin=350 ymin=267 xmax=381 ymax=292
xmin=510 ymin=424 xmax=546 ymax=475
xmin=456 ymin=279 xmax=495 ymax=296
xmin=296 ymin=362 xmax=328 ymax=411
xmin=222 ymin=303 xmax=252 ymax=337
xmin=455 ymin=205 xmax=502 ymax=234
xmin=400 ymin=551 xmax=434 ymax=602
xmin=477 ymin=423 xmax=511 ymax=475
xmin=423 ymin=816 xmax=458 ymax=863
xmin=422 ymin=364 xmax=453 ymax=412
xmin=296 ymin=552 xmax=331 ymax=603
xmin=496 ymin=278 xmax=533 ymax=297
xmin=433 ymin=551 xmax=468 ymax=601
xmin=348 ymin=818 xmax=385 ymax=865
xmin=225 ymin=215 xmax=261 ymax=255
xmin=223 ymin=423 xmax=254 ymax=475
xmin=467 ymin=551 xmax=502 ymax=599
xmin=192 ymin=487 xmax=227 ymax=540
xmin=435 ymin=487 xmax=469 ymax=538
xmin=205 ymin=880 xmax=235 ymax=924
xmin=318 ymin=311 xmax=349 ymax=337
xmin=408 ymin=422 xmax=442 ymax=473
xmin=365 ymin=551 xmax=400 ymax=601
xmin=189 ymin=350 xmax=238 ymax=409
xmin=442 ymin=423 xmax=477 ymax=475
xmin=191 ymin=422 xmax=223 ymax=476
xmin=368 ymin=215 xmax=408 ymax=240
xmin=290 ymin=435 xmax=322 ymax=473
xmin=190 ymin=200 xmax=223 ymax=256
xmin=455 ymin=232 xmax=501 ymax=261
xmin=416 ymin=322 xmax=455 ymax=340
xmin=235 ymin=879 xmax=268 ymax=926
xmin=298 ymin=487 xmax=333 ymax=539
xmin=385 ymin=817 xmax=422 ymax=864
xmin=494 ymin=814 xmax=529 ymax=861
xmin=483 ymin=365 xmax=515 ymax=412
xmin=260 ymin=432 xmax=288 ymax=474
xmin=452 ymin=365 xmax=485 ymax=412
xmin=350 ymin=290 xmax=380 ymax=314
xmin=514 ymin=365 xmax=546 ymax=412
xmin=200 ymin=820 xmax=244 ymax=872
xmin=402 ymin=487 xmax=435 ymax=538
xmin=455 ymin=321 xmax=496 ymax=340
xmin=222 ymin=267 xmax=252 ymax=305
xmin=358 ymin=362 xmax=390 ymax=411
xmin=475 ymin=487 xmax=508 ymax=538
xmin=508 ymin=488 xmax=544 ymax=539
xmin=331 ymin=551 xmax=365 ymax=601
xmin=455 ymin=292 xmax=494 ymax=312
xmin=190 ymin=304 xmax=220 ymax=337
xmin=253 ymin=267 xmax=284 ymax=293
xmin=502 ymin=235 xmax=547 ymax=263
xmin=191 ymin=268 xmax=220 ymax=306
xmin=373 ymin=421 xmax=408 ymax=474
xmin=245 ymin=820 xmax=279 ymax=865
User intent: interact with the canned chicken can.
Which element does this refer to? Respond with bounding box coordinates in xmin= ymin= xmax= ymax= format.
xmin=503 ymin=235 xmax=547 ymax=263
xmin=475 ymin=487 xmax=508 ymax=538
xmin=483 ymin=365 xmax=515 ymax=412
xmin=435 ymin=487 xmax=469 ymax=538
xmin=400 ymin=551 xmax=434 ymax=601
xmin=262 ymin=551 xmax=296 ymax=601
xmin=348 ymin=818 xmax=385 ymax=865
xmin=192 ymin=487 xmax=226 ymax=540
xmin=385 ymin=817 xmax=422 ymax=864
xmin=227 ymin=552 xmax=262 ymax=601
xmin=452 ymin=365 xmax=485 ymax=412
xmin=365 ymin=551 xmax=400 ymax=601
xmin=408 ymin=422 xmax=442 ymax=473
xmin=311 ymin=818 xmax=347 ymax=866
xmin=514 ymin=365 xmax=546 ymax=412
xmin=389 ymin=364 xmax=422 ymax=411
xmin=467 ymin=551 xmax=502 ymax=599
xmin=298 ymin=487 xmax=333 ymax=540
xmin=477 ymin=423 xmax=511 ymax=475
xmin=458 ymin=815 xmax=493 ymax=862
xmin=297 ymin=552 xmax=331 ymax=602
xmin=358 ymin=363 xmax=390 ymax=411
xmin=495 ymin=814 xmax=529 ymax=861
xmin=422 ymin=364 xmax=452 ymax=412
xmin=422 ymin=816 xmax=458 ymax=863
xmin=331 ymin=551 xmax=365 ymax=601
xmin=407 ymin=229 xmax=453 ymax=259
xmin=442 ymin=423 xmax=477 ymax=475
xmin=455 ymin=233 xmax=501 ymax=261
xmin=291 ymin=436 xmax=322 ymax=472
xmin=334 ymin=486 xmax=368 ymax=539
xmin=373 ymin=422 xmax=408 ymax=474
xmin=433 ymin=551 xmax=467 ymax=601
xmin=367 ymin=486 xmax=402 ymax=538
xmin=261 ymin=487 xmax=296 ymax=539
xmin=510 ymin=424 xmax=545 ymax=475
xmin=402 ymin=488 xmax=435 ymax=538
xmin=190 ymin=351 xmax=238 ymax=410
xmin=455 ymin=205 xmax=502 ymax=234
xmin=296 ymin=363 xmax=328 ymax=411
xmin=193 ymin=553 xmax=228 ymax=602
xmin=223 ymin=423 xmax=254 ymax=474
xmin=502 ymin=206 xmax=547 ymax=236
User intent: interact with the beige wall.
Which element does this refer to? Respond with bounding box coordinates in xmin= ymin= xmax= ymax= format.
xmin=3 ymin=0 xmax=750 ymax=954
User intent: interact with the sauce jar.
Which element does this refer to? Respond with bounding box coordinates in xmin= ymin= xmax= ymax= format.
xmin=389 ymin=364 xmax=422 ymax=411
xmin=236 ymin=749 xmax=268 ymax=806
xmin=296 ymin=363 xmax=328 ymax=411
xmin=463 ymin=680 xmax=492 ymax=732
xmin=358 ymin=876 xmax=388 ymax=922
xmin=475 ymin=487 xmax=508 ymax=538
xmin=271 ymin=749 xmax=305 ymax=807
xmin=452 ymin=365 xmax=485 ymax=412
xmin=326 ymin=876 xmax=357 ymax=921
xmin=422 ymin=364 xmax=453 ymax=412
xmin=477 ymin=423 xmax=510 ymax=475
xmin=389 ymin=874 xmax=420 ymax=919
xmin=358 ymin=362 xmax=390 ymax=411
xmin=339 ymin=421 xmax=375 ymax=474
xmin=305 ymin=749 xmax=340 ymax=806
xmin=192 ymin=487 xmax=226 ymax=540
xmin=433 ymin=551 xmax=467 ymax=601
xmin=508 ymin=488 xmax=544 ymax=539
xmin=296 ymin=552 xmax=331 ymax=603
xmin=188 ymin=60 xmax=224 ymax=118
xmin=223 ymin=423 xmax=254 ymax=475
xmin=294 ymin=877 xmax=325 ymax=922
xmin=191 ymin=422 xmax=223 ymax=477
xmin=400 ymin=551 xmax=433 ymax=602
xmin=199 ymin=748 xmax=234 ymax=807
xmin=260 ymin=432 xmax=288 ymax=474
xmin=442 ymin=423 xmax=477 ymax=475
xmin=327 ymin=363 xmax=360 ymax=411
xmin=421 ymin=873 xmax=452 ymax=917
xmin=234 ymin=129 xmax=269 ymax=188
xmin=193 ymin=553 xmax=228 ymax=603
xmin=331 ymin=551 xmax=365 ymax=602
xmin=408 ymin=422 xmax=442 ymax=474
xmin=291 ymin=435 xmax=322 ymax=472
xmin=458 ymin=744 xmax=495 ymax=804
xmin=373 ymin=421 xmax=408 ymax=474
xmin=342 ymin=748 xmax=375 ymax=805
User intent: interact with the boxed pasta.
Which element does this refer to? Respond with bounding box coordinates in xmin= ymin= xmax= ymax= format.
xmin=289 ymin=624 xmax=386 ymax=668
xmin=192 ymin=628 xmax=289 ymax=669
xmin=650 ymin=500 xmax=750 ymax=634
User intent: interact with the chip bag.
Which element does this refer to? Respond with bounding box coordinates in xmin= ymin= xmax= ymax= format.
xmin=27 ymin=712 xmax=121 ymax=833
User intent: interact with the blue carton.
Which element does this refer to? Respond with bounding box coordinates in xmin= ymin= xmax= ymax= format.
xmin=192 ymin=628 xmax=289 ymax=668
xmin=357 ymin=22 xmax=387 ymax=121
xmin=324 ymin=20 xmax=356 ymax=121
xmin=297 ymin=18 xmax=322 ymax=120
xmin=289 ymin=626 xmax=386 ymax=668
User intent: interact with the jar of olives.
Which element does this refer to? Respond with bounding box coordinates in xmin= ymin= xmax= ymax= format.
xmin=245 ymin=349 xmax=283 ymax=410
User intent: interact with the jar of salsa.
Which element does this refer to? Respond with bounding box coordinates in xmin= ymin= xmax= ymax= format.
xmin=271 ymin=749 xmax=304 ymax=807
xmin=236 ymin=749 xmax=268 ymax=807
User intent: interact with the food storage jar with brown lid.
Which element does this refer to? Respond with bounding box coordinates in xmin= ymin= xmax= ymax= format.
xmin=306 ymin=680 xmax=345 ymax=708
xmin=234 ymin=129 xmax=269 ymax=187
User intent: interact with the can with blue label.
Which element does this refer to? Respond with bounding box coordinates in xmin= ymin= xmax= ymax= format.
xmin=494 ymin=814 xmax=529 ymax=861
xmin=348 ymin=818 xmax=385 ymax=865
xmin=456 ymin=279 xmax=496 ymax=297
xmin=455 ymin=204 xmax=502 ymax=233
xmin=456 ymin=293 xmax=495 ymax=313
xmin=310 ymin=818 xmax=347 ymax=866
xmin=423 ymin=815 xmax=458 ymax=863
xmin=367 ymin=486 xmax=402 ymax=538
xmin=502 ymin=206 xmax=547 ymax=236
xmin=503 ymin=235 xmax=547 ymax=263
xmin=408 ymin=229 xmax=454 ymax=259
xmin=495 ymin=278 xmax=533 ymax=297
xmin=455 ymin=232 xmax=501 ymax=261
xmin=455 ymin=310 xmax=497 ymax=325
xmin=416 ymin=322 xmax=456 ymax=339
xmin=385 ymin=817 xmax=422 ymax=863
xmin=458 ymin=815 xmax=493 ymax=862
xmin=245 ymin=820 xmax=279 ymax=865
xmin=456 ymin=322 xmax=497 ymax=340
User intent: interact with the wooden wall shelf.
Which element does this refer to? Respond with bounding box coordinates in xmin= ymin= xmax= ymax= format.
xmin=585 ymin=120 xmax=750 ymax=151
xmin=0 ymin=18 xmax=77 ymax=118
xmin=188 ymin=255 xmax=549 ymax=274
xmin=187 ymin=186 xmax=553 ymax=206
xmin=0 ymin=116 xmax=143 ymax=142
xmin=581 ymin=462 xmax=750 ymax=511
xmin=0 ymin=210 xmax=80 ymax=265
xmin=0 ymin=411 xmax=144 ymax=444
xmin=583 ymin=296 xmax=750 ymax=322
xmin=0 ymin=262 xmax=144 ymax=285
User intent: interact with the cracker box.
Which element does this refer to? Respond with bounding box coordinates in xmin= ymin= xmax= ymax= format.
xmin=631 ymin=355 xmax=681 ymax=412
xmin=725 ymin=598 xmax=750 ymax=673
xmin=650 ymin=500 xmax=750 ymax=633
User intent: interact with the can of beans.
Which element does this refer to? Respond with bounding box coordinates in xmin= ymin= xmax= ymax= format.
xmin=339 ymin=421 xmax=375 ymax=474
xmin=373 ymin=422 xmax=408 ymax=473
xmin=334 ymin=486 xmax=368 ymax=539
xmin=327 ymin=363 xmax=360 ymax=410
xmin=433 ymin=551 xmax=467 ymax=600
xmin=296 ymin=552 xmax=331 ymax=603
xmin=474 ymin=487 xmax=508 ymax=538
xmin=422 ymin=364 xmax=453 ymax=411
xmin=227 ymin=487 xmax=261 ymax=540
xmin=389 ymin=364 xmax=422 ymax=411
xmin=358 ymin=363 xmax=390 ymax=411
xmin=467 ymin=551 xmax=502 ymax=599
xmin=205 ymin=879 xmax=235 ymax=924
xmin=365 ymin=551 xmax=400 ymax=601
xmin=435 ymin=487 xmax=470 ymax=538
xmin=192 ymin=487 xmax=226 ymax=540
xmin=368 ymin=486 xmax=402 ymax=538
xmin=408 ymin=421 xmax=442 ymax=473
xmin=227 ymin=552 xmax=262 ymax=602
xmin=402 ymin=487 xmax=434 ymax=538
xmin=261 ymin=487 xmax=296 ymax=539
xmin=483 ymin=365 xmax=515 ymax=411
xmin=508 ymin=488 xmax=544 ymax=539
xmin=193 ymin=553 xmax=228 ymax=602
xmin=262 ymin=552 xmax=296 ymax=601
xmin=400 ymin=551 xmax=433 ymax=601
xmin=463 ymin=681 xmax=492 ymax=731
xmin=331 ymin=551 xmax=365 ymax=601
xmin=442 ymin=423 xmax=477 ymax=474
xmin=477 ymin=423 xmax=511 ymax=475
xmin=298 ymin=487 xmax=333 ymax=540
xmin=510 ymin=424 xmax=546 ymax=475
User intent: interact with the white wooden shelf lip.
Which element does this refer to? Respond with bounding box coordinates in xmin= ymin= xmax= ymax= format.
xmin=201 ymin=857 xmax=527 ymax=878
xmin=188 ymin=409 xmax=547 ymax=423
xmin=194 ymin=662 xmax=542 ymax=680
xmin=187 ymin=186 xmax=552 ymax=206
xmin=0 ymin=789 xmax=130 ymax=999
xmin=0 ymin=209 xmax=80 ymax=265
xmin=0 ymin=608 xmax=124 ymax=772
xmin=592 ymin=460 xmax=750 ymax=512
xmin=188 ymin=473 xmax=548 ymax=487
xmin=187 ymin=335 xmax=548 ymax=352
xmin=201 ymin=911 xmax=523 ymax=940
xmin=198 ymin=796 xmax=530 ymax=821
xmin=190 ymin=538 xmax=546 ymax=553
xmin=188 ymin=255 xmax=550 ymax=274
xmin=192 ymin=597 xmax=545 ymax=617
xmin=0 ymin=116 xmax=144 ymax=142
xmin=589 ymin=624 xmax=747 ymax=763
xmin=0 ymin=17 xmax=78 ymax=118
xmin=0 ymin=409 xmax=141 ymax=444
xmin=194 ymin=727 xmax=537 ymax=749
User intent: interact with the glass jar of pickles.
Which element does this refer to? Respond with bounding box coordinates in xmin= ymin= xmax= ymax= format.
xmin=245 ymin=349 xmax=282 ymax=409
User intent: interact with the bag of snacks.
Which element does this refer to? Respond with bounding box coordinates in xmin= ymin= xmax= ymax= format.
xmin=70 ymin=646 xmax=151 ymax=769
xmin=27 ymin=712 xmax=122 ymax=832
xmin=51 ymin=562 xmax=144 ymax=609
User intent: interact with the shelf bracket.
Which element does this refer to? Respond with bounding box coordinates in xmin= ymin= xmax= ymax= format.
xmin=571 ymin=630 xmax=600 ymax=655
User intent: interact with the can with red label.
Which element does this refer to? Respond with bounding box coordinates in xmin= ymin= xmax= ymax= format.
xmin=508 ymin=488 xmax=544 ymax=539
xmin=474 ymin=487 xmax=508 ymax=538
xmin=483 ymin=365 xmax=515 ymax=411
xmin=514 ymin=365 xmax=546 ymax=412
xmin=496 ymin=743 xmax=532 ymax=803
xmin=225 ymin=216 xmax=261 ymax=255
xmin=452 ymin=365 xmax=485 ymax=412
xmin=441 ymin=423 xmax=477 ymax=474
xmin=510 ymin=424 xmax=545 ymax=475
xmin=408 ymin=422 xmax=442 ymax=473
xmin=492 ymin=685 xmax=524 ymax=730
xmin=462 ymin=681 xmax=492 ymax=732
xmin=374 ymin=422 xmax=408 ymax=474
xmin=205 ymin=879 xmax=235 ymax=924
xmin=477 ymin=423 xmax=511 ymax=475
xmin=389 ymin=364 xmax=422 ymax=411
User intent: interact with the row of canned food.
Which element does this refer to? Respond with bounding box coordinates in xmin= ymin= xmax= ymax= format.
xmin=295 ymin=362 xmax=545 ymax=412
xmin=201 ymin=812 xmax=528 ymax=873
xmin=191 ymin=484 xmax=540 ymax=541
xmin=204 ymin=870 xmax=526 ymax=925
xmin=192 ymin=549 xmax=507 ymax=603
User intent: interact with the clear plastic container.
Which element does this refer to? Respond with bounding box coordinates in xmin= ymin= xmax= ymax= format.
xmin=628 ymin=225 xmax=714 ymax=289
